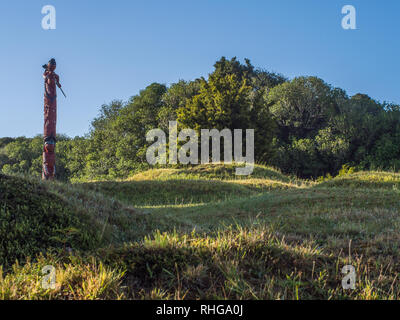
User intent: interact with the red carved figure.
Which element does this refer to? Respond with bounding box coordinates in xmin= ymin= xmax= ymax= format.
xmin=42 ymin=58 xmax=62 ymax=180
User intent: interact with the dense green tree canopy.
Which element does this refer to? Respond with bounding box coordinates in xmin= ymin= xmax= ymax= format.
xmin=1 ymin=57 xmax=399 ymax=180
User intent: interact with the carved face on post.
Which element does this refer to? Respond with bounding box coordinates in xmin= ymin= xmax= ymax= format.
xmin=47 ymin=59 xmax=56 ymax=72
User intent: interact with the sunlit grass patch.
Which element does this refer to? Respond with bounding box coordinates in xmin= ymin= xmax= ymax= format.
xmin=316 ymin=171 xmax=400 ymax=190
xmin=128 ymin=163 xmax=292 ymax=182
xmin=0 ymin=255 xmax=125 ymax=300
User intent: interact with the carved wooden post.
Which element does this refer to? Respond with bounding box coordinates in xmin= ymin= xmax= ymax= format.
xmin=42 ymin=58 xmax=61 ymax=180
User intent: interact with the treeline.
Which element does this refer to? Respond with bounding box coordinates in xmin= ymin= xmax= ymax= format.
xmin=1 ymin=57 xmax=400 ymax=180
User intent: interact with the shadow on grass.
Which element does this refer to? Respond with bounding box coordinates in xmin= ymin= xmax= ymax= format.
xmin=77 ymin=178 xmax=255 ymax=206
xmin=99 ymin=230 xmax=339 ymax=299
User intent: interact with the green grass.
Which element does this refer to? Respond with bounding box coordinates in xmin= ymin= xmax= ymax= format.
xmin=0 ymin=173 xmax=101 ymax=269
xmin=1 ymin=164 xmax=400 ymax=299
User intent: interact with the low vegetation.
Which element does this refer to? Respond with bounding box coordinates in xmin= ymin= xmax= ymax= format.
xmin=1 ymin=164 xmax=399 ymax=300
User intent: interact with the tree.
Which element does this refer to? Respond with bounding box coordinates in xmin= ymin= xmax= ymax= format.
xmin=84 ymin=84 xmax=167 ymax=178
xmin=267 ymin=77 xmax=339 ymax=142
xmin=158 ymin=80 xmax=201 ymax=131
xmin=177 ymin=57 xmax=276 ymax=161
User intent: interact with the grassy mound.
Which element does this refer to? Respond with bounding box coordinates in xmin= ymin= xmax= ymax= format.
xmin=0 ymin=173 xmax=151 ymax=269
xmin=64 ymin=225 xmax=398 ymax=300
xmin=78 ymin=179 xmax=254 ymax=206
xmin=129 ymin=163 xmax=291 ymax=182
xmin=1 ymin=225 xmax=400 ymax=300
xmin=78 ymin=164 xmax=301 ymax=207
xmin=0 ymin=174 xmax=99 ymax=269
xmin=1 ymin=165 xmax=400 ymax=300
xmin=98 ymin=227 xmax=338 ymax=299
xmin=317 ymin=171 xmax=400 ymax=190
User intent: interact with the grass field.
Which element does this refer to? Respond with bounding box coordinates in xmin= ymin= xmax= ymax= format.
xmin=1 ymin=164 xmax=400 ymax=299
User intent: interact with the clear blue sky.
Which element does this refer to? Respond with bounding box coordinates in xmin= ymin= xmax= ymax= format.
xmin=0 ymin=0 xmax=399 ymax=138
